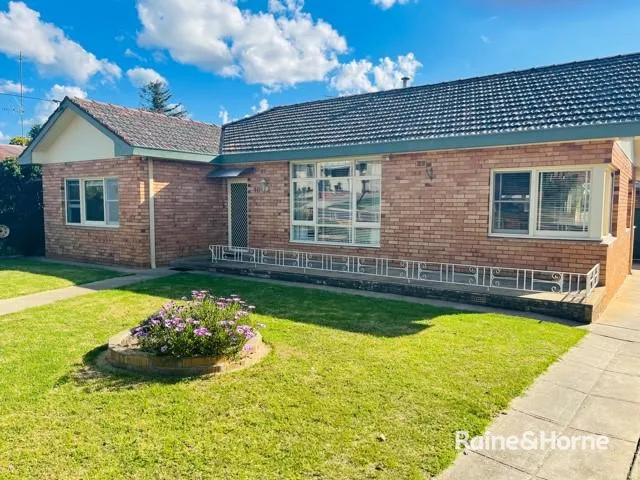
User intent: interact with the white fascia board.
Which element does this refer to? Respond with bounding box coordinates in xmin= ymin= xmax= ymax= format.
xmin=131 ymin=147 xmax=215 ymax=163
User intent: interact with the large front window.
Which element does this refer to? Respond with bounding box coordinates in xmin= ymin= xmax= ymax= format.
xmin=290 ymin=159 xmax=381 ymax=246
xmin=65 ymin=178 xmax=119 ymax=227
xmin=491 ymin=167 xmax=612 ymax=239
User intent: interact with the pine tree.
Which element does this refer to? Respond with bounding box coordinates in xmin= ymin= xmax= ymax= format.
xmin=139 ymin=81 xmax=187 ymax=118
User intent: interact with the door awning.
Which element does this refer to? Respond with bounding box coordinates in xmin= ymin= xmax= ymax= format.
xmin=207 ymin=167 xmax=256 ymax=178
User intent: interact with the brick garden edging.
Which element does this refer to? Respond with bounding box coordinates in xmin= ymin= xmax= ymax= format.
xmin=105 ymin=329 xmax=269 ymax=376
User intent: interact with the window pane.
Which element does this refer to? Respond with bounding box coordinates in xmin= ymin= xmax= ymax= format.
xmin=492 ymin=172 xmax=531 ymax=234
xmin=66 ymin=179 xmax=80 ymax=201
xmin=318 ymin=179 xmax=351 ymax=225
xmin=65 ymin=180 xmax=81 ymax=224
xmin=356 ymin=179 xmax=380 ymax=223
xmin=537 ymin=171 xmax=591 ymax=233
xmin=105 ymin=178 xmax=119 ymax=201
xmin=292 ymin=225 xmax=315 ymax=241
xmin=355 ymin=228 xmax=380 ymax=245
xmin=67 ymin=204 xmax=81 ymax=224
xmin=293 ymin=181 xmax=314 ymax=221
xmin=492 ymin=202 xmax=529 ymax=233
xmin=106 ymin=201 xmax=119 ymax=224
xmin=84 ymin=180 xmax=105 ymax=222
xmin=320 ymin=161 xmax=350 ymax=178
xmin=355 ymin=160 xmax=381 ymax=177
xmin=318 ymin=226 xmax=351 ymax=244
xmin=292 ymin=164 xmax=315 ymax=179
xmin=494 ymin=172 xmax=531 ymax=201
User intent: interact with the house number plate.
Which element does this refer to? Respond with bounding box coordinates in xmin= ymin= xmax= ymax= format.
xmin=0 ymin=225 xmax=9 ymax=239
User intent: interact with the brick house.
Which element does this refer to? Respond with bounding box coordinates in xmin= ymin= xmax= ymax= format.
xmin=19 ymin=53 xmax=640 ymax=318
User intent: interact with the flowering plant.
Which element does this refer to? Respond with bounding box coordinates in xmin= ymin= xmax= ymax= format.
xmin=131 ymin=291 xmax=259 ymax=358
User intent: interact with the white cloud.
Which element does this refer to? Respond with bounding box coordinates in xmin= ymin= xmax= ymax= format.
xmin=136 ymin=0 xmax=347 ymax=89
xmin=372 ymin=0 xmax=411 ymax=9
xmin=33 ymin=84 xmax=87 ymax=124
xmin=480 ymin=34 xmax=491 ymax=44
xmin=0 ymin=79 xmax=33 ymax=93
xmin=330 ymin=53 xmax=422 ymax=95
xmin=124 ymin=48 xmax=146 ymax=62
xmin=218 ymin=107 xmax=229 ymax=124
xmin=0 ymin=1 xmax=121 ymax=84
xmin=251 ymin=98 xmax=269 ymax=114
xmin=126 ymin=67 xmax=167 ymax=87
xmin=0 ymin=131 xmax=9 ymax=143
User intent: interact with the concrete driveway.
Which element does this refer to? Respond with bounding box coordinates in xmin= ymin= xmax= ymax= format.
xmin=439 ymin=270 xmax=640 ymax=480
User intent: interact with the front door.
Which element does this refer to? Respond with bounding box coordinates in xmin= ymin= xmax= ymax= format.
xmin=228 ymin=179 xmax=248 ymax=247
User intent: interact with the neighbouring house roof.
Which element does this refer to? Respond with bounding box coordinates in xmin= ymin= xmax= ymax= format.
xmin=0 ymin=144 xmax=25 ymax=160
xmin=218 ymin=52 xmax=640 ymax=163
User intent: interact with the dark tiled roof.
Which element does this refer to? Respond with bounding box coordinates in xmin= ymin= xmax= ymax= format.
xmin=70 ymin=98 xmax=221 ymax=155
xmin=0 ymin=144 xmax=25 ymax=160
xmin=221 ymin=53 xmax=640 ymax=154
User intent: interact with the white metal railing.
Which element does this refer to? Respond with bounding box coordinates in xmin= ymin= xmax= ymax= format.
xmin=209 ymin=245 xmax=600 ymax=298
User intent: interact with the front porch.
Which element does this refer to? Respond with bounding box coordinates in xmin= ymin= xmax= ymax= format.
xmin=170 ymin=245 xmax=604 ymax=323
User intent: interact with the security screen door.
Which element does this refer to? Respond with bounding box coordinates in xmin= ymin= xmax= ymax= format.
xmin=228 ymin=180 xmax=248 ymax=247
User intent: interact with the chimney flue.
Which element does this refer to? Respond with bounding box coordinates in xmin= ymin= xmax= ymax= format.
xmin=401 ymin=76 xmax=410 ymax=88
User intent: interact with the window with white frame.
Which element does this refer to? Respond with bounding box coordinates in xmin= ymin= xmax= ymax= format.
xmin=290 ymin=159 xmax=381 ymax=246
xmin=490 ymin=167 xmax=612 ymax=239
xmin=65 ymin=178 xmax=119 ymax=226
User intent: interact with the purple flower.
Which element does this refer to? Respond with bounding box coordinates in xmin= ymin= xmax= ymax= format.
xmin=194 ymin=327 xmax=211 ymax=337
xmin=175 ymin=322 xmax=186 ymax=332
xmin=243 ymin=345 xmax=253 ymax=352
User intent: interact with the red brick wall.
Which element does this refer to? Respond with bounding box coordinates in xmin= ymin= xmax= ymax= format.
xmin=595 ymin=143 xmax=635 ymax=315
xmin=152 ymin=159 xmax=226 ymax=266
xmin=43 ymin=157 xmax=151 ymax=267
xmin=226 ymin=141 xmax=623 ymax=280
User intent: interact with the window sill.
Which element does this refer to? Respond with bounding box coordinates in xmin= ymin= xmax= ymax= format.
xmin=65 ymin=223 xmax=120 ymax=229
xmin=289 ymin=240 xmax=380 ymax=249
xmin=488 ymin=233 xmax=607 ymax=243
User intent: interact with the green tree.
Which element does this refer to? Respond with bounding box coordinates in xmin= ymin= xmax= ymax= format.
xmin=8 ymin=136 xmax=29 ymax=146
xmin=28 ymin=124 xmax=42 ymax=141
xmin=139 ymin=81 xmax=187 ymax=118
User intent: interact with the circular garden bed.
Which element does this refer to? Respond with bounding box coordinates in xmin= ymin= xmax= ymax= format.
xmin=105 ymin=329 xmax=269 ymax=376
xmin=102 ymin=291 xmax=270 ymax=377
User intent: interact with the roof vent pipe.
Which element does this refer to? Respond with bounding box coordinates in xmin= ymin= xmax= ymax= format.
xmin=401 ymin=76 xmax=410 ymax=88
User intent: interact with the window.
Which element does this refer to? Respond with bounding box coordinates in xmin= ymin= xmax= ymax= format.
xmin=290 ymin=159 xmax=381 ymax=246
xmin=537 ymin=170 xmax=591 ymax=233
xmin=490 ymin=167 xmax=612 ymax=239
xmin=65 ymin=178 xmax=119 ymax=227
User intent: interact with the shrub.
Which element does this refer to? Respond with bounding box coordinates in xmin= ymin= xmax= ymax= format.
xmin=0 ymin=158 xmax=43 ymax=256
xmin=131 ymin=291 xmax=259 ymax=358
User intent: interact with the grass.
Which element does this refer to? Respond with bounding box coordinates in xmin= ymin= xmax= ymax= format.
xmin=0 ymin=259 xmax=126 ymax=299
xmin=0 ymin=273 xmax=585 ymax=479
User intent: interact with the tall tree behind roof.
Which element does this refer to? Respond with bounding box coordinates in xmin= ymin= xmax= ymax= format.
xmin=139 ymin=81 xmax=187 ymax=118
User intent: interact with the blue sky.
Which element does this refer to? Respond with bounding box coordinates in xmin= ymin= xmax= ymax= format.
xmin=0 ymin=0 xmax=639 ymax=141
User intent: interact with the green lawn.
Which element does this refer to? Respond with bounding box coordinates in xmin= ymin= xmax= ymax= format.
xmin=0 ymin=259 xmax=126 ymax=299
xmin=0 ymin=273 xmax=585 ymax=479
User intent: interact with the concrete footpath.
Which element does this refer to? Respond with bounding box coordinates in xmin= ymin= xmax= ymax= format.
xmin=0 ymin=266 xmax=176 ymax=316
xmin=439 ymin=269 xmax=640 ymax=480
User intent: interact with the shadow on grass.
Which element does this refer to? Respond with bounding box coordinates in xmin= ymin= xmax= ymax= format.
xmin=0 ymin=258 xmax=126 ymax=286
xmin=54 ymin=345 xmax=193 ymax=393
xmin=116 ymin=274 xmax=445 ymax=338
